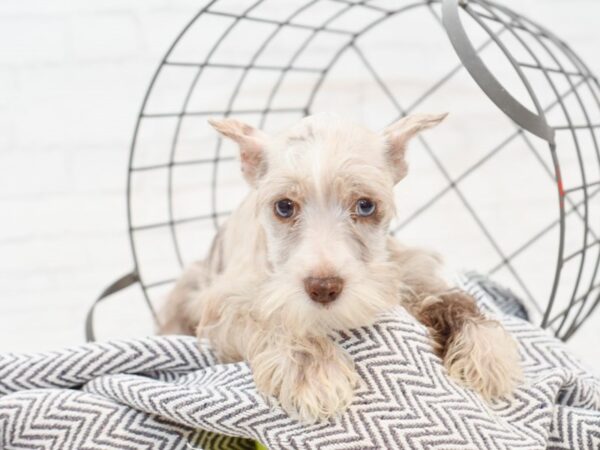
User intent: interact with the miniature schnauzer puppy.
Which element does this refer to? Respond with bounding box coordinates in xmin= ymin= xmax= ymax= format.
xmin=159 ymin=113 xmax=522 ymax=423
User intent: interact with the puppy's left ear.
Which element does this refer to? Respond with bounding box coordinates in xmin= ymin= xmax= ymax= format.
xmin=208 ymin=118 xmax=269 ymax=187
xmin=384 ymin=113 xmax=447 ymax=183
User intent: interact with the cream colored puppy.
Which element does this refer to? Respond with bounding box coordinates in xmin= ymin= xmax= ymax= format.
xmin=159 ymin=113 xmax=522 ymax=423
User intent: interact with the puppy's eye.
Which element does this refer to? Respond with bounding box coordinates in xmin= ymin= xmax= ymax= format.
xmin=355 ymin=198 xmax=376 ymax=217
xmin=274 ymin=199 xmax=295 ymax=219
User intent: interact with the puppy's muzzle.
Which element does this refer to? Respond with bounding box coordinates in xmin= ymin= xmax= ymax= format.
xmin=303 ymin=276 xmax=344 ymax=304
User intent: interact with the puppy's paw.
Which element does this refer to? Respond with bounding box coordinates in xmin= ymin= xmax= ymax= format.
xmin=282 ymin=356 xmax=359 ymax=423
xmin=252 ymin=338 xmax=359 ymax=423
xmin=444 ymin=320 xmax=522 ymax=400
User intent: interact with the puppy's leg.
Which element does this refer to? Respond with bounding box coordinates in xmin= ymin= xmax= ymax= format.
xmin=160 ymin=227 xmax=226 ymax=335
xmin=388 ymin=239 xmax=521 ymax=399
xmin=248 ymin=332 xmax=359 ymax=423
xmin=158 ymin=261 xmax=211 ymax=335
xmin=412 ymin=291 xmax=521 ymax=400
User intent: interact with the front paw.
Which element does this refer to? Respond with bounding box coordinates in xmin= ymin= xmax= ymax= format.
xmin=444 ymin=320 xmax=522 ymax=400
xmin=282 ymin=359 xmax=358 ymax=423
xmin=252 ymin=339 xmax=359 ymax=423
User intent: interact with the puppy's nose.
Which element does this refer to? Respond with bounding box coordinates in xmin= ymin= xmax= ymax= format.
xmin=303 ymin=277 xmax=344 ymax=304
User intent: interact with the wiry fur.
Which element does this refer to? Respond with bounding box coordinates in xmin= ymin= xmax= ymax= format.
xmin=159 ymin=113 xmax=522 ymax=423
xmin=445 ymin=319 xmax=521 ymax=400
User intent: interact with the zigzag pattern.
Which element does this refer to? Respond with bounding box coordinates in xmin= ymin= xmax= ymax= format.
xmin=0 ymin=336 xmax=217 ymax=395
xmin=0 ymin=388 xmax=253 ymax=449
xmin=0 ymin=276 xmax=599 ymax=449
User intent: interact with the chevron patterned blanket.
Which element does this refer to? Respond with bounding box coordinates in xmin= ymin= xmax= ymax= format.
xmin=1 ymin=276 xmax=599 ymax=450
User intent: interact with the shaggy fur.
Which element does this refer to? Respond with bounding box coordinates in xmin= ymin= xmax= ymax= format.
xmin=159 ymin=113 xmax=522 ymax=423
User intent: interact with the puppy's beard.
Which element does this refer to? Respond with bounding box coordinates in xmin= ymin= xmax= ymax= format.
xmin=253 ymin=260 xmax=403 ymax=337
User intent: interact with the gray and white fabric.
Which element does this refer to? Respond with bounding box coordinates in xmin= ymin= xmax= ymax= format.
xmin=1 ymin=275 xmax=599 ymax=449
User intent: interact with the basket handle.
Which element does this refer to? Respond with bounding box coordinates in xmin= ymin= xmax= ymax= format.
xmin=85 ymin=271 xmax=140 ymax=342
xmin=441 ymin=0 xmax=555 ymax=144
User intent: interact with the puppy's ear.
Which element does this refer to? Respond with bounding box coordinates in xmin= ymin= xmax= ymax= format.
xmin=208 ymin=118 xmax=269 ymax=186
xmin=384 ymin=113 xmax=447 ymax=183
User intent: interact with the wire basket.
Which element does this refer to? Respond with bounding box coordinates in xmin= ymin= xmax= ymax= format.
xmin=87 ymin=0 xmax=600 ymax=342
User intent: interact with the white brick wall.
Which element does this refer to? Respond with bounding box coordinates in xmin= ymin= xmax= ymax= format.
xmin=0 ymin=0 xmax=204 ymax=347
xmin=1 ymin=0 xmax=599 ymax=374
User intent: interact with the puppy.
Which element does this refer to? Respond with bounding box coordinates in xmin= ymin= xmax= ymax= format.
xmin=159 ymin=113 xmax=522 ymax=423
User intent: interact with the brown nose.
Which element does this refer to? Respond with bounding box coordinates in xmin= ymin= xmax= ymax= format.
xmin=303 ymin=277 xmax=344 ymax=304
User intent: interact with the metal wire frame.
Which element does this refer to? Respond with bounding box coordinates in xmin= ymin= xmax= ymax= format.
xmin=475 ymin=0 xmax=600 ymax=338
xmin=441 ymin=0 xmax=600 ymax=338
xmin=124 ymin=0 xmax=600 ymax=340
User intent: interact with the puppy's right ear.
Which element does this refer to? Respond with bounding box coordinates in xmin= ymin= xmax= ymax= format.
xmin=208 ymin=118 xmax=269 ymax=187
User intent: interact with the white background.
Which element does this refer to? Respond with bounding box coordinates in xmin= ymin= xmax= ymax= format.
xmin=0 ymin=0 xmax=598 ymax=372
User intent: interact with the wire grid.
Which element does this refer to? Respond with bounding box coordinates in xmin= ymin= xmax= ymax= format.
xmin=126 ymin=0 xmax=600 ymax=340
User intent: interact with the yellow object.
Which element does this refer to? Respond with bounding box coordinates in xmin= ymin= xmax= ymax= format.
xmin=255 ymin=442 xmax=268 ymax=450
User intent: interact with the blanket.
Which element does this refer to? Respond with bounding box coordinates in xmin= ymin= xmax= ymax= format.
xmin=1 ymin=275 xmax=599 ymax=449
